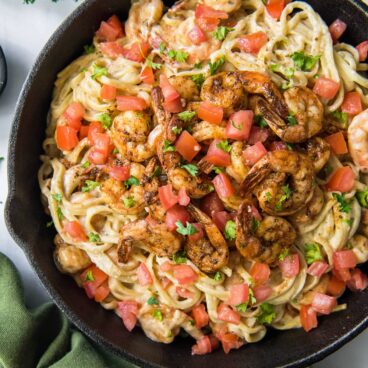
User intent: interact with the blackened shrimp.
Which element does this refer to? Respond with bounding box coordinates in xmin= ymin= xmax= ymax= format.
xmin=304 ymin=137 xmax=331 ymax=173
xmin=241 ymin=150 xmax=315 ymax=216
xmin=185 ymin=204 xmax=229 ymax=273
xmin=236 ymin=202 xmax=296 ymax=264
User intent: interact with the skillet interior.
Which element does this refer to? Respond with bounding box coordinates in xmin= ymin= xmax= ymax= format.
xmin=5 ymin=0 xmax=368 ymax=367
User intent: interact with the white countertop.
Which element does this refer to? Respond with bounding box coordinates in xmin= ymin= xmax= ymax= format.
xmin=0 ymin=1 xmax=367 ymax=367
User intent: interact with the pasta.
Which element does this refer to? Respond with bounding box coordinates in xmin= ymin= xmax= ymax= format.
xmin=39 ymin=0 xmax=368 ymax=356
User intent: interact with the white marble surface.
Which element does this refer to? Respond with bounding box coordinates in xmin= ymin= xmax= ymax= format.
xmin=0 ymin=1 xmax=367 ymax=367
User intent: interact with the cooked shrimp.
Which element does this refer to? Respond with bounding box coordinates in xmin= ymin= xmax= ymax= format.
xmin=118 ymin=219 xmax=182 ymax=262
xmin=348 ymin=109 xmax=368 ymax=173
xmin=304 ymin=137 xmax=331 ymax=173
xmin=111 ymin=111 xmax=163 ymax=163
xmin=168 ymin=76 xmax=199 ymax=101
xmin=241 ymin=150 xmax=315 ymax=216
xmin=192 ymin=121 xmax=227 ymax=142
xmin=350 ymin=234 xmax=368 ymax=264
xmin=54 ymin=235 xmax=91 ymax=274
xmin=359 ymin=208 xmax=368 ymax=238
xmin=204 ymin=0 xmax=241 ymax=13
xmin=185 ymin=204 xmax=229 ymax=273
xmin=236 ymin=202 xmax=296 ymax=264
xmin=226 ymin=141 xmax=249 ymax=184
xmin=125 ymin=0 xmax=164 ymax=40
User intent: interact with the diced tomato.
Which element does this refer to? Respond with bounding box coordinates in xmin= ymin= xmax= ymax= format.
xmin=212 ymin=211 xmax=231 ymax=232
xmin=64 ymin=102 xmax=85 ymax=130
xmin=160 ymin=74 xmax=180 ymax=102
xmin=226 ymin=110 xmax=254 ymax=140
xmin=188 ymin=223 xmax=204 ymax=242
xmin=327 ymin=275 xmax=346 ymax=297
xmin=324 ymin=132 xmax=348 ymax=155
xmin=79 ymin=125 xmax=89 ymax=140
xmin=213 ymin=173 xmax=235 ymax=198
xmin=220 ymin=333 xmax=244 ymax=354
xmin=346 ymin=268 xmax=368 ymax=291
xmin=333 ymin=250 xmax=357 ymax=270
xmin=253 ymin=285 xmax=272 ymax=302
xmin=106 ymin=15 xmax=124 ymax=37
xmin=238 ymin=32 xmax=268 ymax=54
xmin=88 ymin=148 xmax=107 ymax=165
xmin=81 ymin=265 xmax=108 ymax=298
xmin=195 ymin=4 xmax=228 ymax=20
xmin=248 ymin=126 xmax=270 ymax=145
xmin=188 ymin=25 xmax=208 ymax=45
xmin=356 ymin=40 xmax=368 ymax=62
xmin=312 ymin=292 xmax=337 ymax=315
xmin=341 ymin=92 xmax=362 ymax=115
xmin=121 ymin=41 xmax=150 ymax=62
xmin=173 ymin=264 xmax=198 ymax=285
xmin=192 ymin=304 xmax=209 ymax=328
xmin=163 ymin=98 xmax=183 ymax=113
xmin=161 ymin=277 xmax=171 ymax=289
xmin=279 ymin=254 xmax=300 ymax=278
xmin=100 ymin=84 xmax=117 ymax=100
xmin=93 ymin=133 xmax=111 ymax=156
xmin=176 ymin=286 xmax=194 ymax=299
xmin=159 ymin=184 xmax=178 ymax=210
xmin=140 ymin=66 xmax=155 ymax=84
xmin=160 ymin=261 xmax=173 ymax=272
xmin=333 ymin=267 xmax=351 ymax=282
xmin=88 ymin=121 xmax=104 ymax=145
xmin=94 ymin=282 xmax=110 ymax=302
xmin=116 ymin=96 xmax=148 ymax=111
xmin=300 ymin=305 xmax=318 ymax=332
xmin=266 ymin=0 xmax=286 ymax=19
xmin=228 ymin=284 xmax=249 ymax=306
xmin=269 ymin=141 xmax=287 ymax=151
xmin=137 ymin=263 xmax=153 ymax=286
xmin=108 ymin=165 xmax=130 ymax=181
xmin=200 ymin=192 xmax=225 ymax=218
xmin=204 ymin=139 xmax=231 ymax=167
xmin=56 ymin=125 xmax=79 ymax=151
xmin=198 ymin=101 xmax=224 ymax=125
xmin=217 ymin=303 xmax=240 ymax=324
xmin=329 ymin=19 xmax=347 ymax=43
xmin=243 ymin=142 xmax=267 ymax=166
xmin=64 ymin=221 xmax=87 ymax=241
xmin=196 ymin=17 xmax=220 ymax=32
xmin=326 ymin=166 xmax=355 ymax=192
xmin=313 ymin=77 xmax=340 ymax=100
xmin=175 ymin=131 xmax=201 ymax=162
xmin=192 ymin=336 xmax=216 ymax=355
xmin=117 ymin=300 xmax=139 ymax=332
xmin=165 ymin=205 xmax=192 ymax=231
xmin=96 ymin=21 xmax=121 ymax=42
xmin=178 ymin=188 xmax=190 ymax=206
xmin=100 ymin=42 xmax=125 ymax=58
xmin=250 ymin=262 xmax=271 ymax=285
xmin=307 ymin=261 xmax=329 ymax=277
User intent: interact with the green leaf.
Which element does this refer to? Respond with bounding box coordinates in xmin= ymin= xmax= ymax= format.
xmin=178 ymin=110 xmax=196 ymax=122
xmin=216 ymin=140 xmax=232 ymax=153
xmin=84 ymin=270 xmax=95 ymax=282
xmin=181 ymin=164 xmax=198 ymax=176
xmin=167 ymin=50 xmax=176 ymax=59
xmin=52 ymin=193 xmax=63 ymax=203
xmin=265 ymin=192 xmax=272 ymax=202
xmin=209 ymin=56 xmax=225 ymax=75
xmin=255 ymin=115 xmax=268 ymax=129
xmin=82 ymin=160 xmax=90 ymax=169
xmin=213 ymin=166 xmax=224 ymax=174
xmin=124 ymin=176 xmax=140 ymax=189
xmin=194 ymin=62 xmax=202 ymax=69
xmin=123 ymin=196 xmax=136 ymax=208
xmin=56 ymin=207 xmax=63 ymax=221
xmin=287 ymin=115 xmax=298 ymax=126
xmin=257 ymin=303 xmax=276 ymax=324
xmin=305 ymin=242 xmax=323 ymax=265
xmin=173 ymin=250 xmax=187 ymax=264
xmin=88 ymin=232 xmax=101 ymax=242
xmin=291 ymin=51 xmax=320 ymax=71
xmin=251 ymin=217 xmax=260 ymax=232
xmin=163 ymin=140 xmax=175 ymax=152
xmin=230 ymin=119 xmax=243 ymax=130
xmin=153 ymin=166 xmax=161 ymax=177
xmin=249 ymin=288 xmax=256 ymax=305
xmin=176 ymin=50 xmax=189 ymax=63
xmin=285 ymin=143 xmax=293 ymax=151
xmin=46 ymin=220 xmax=54 ymax=228
xmin=213 ymin=271 xmax=223 ymax=281
xmin=98 ymin=113 xmax=112 ymax=129
xmin=84 ymin=44 xmax=95 ymax=54
xmin=284 ymin=67 xmax=295 ymax=79
xmin=113 ymin=147 xmax=119 ymax=154
xmin=213 ymin=26 xmax=234 ymax=41
xmin=270 ymin=64 xmax=280 ymax=72
xmin=82 ymin=180 xmax=100 ymax=192
xmin=224 ymin=220 xmax=236 ymax=241
xmin=192 ymin=74 xmax=205 ymax=88
xmin=275 ymin=185 xmax=292 ymax=211
xmin=91 ymin=64 xmax=108 ymax=80
xmin=357 ymin=188 xmax=368 ymax=208
xmin=330 ymin=110 xmax=348 ymax=128
xmin=176 ymin=221 xmax=198 ymax=236
xmin=147 ymin=296 xmax=159 ymax=305
xmin=236 ymin=303 xmax=248 ymax=313
xmin=153 ymin=309 xmax=163 ymax=321
xmin=333 ymin=193 xmax=352 ymax=213
xmin=146 ymin=58 xmax=162 ymax=70
xmin=159 ymin=42 xmax=166 ymax=54
xmin=323 ymin=164 xmax=333 ymax=176
xmin=278 ymin=248 xmax=290 ymax=261
xmin=172 ymin=126 xmax=183 ymax=135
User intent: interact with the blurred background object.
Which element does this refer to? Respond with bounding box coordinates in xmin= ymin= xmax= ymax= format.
xmin=0 ymin=47 xmax=7 ymax=96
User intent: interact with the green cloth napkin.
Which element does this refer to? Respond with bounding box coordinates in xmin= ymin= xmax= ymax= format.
xmin=0 ymin=252 xmax=137 ymax=368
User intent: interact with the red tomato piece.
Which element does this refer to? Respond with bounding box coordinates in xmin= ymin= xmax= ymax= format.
xmin=100 ymin=84 xmax=117 ymax=100
xmin=238 ymin=32 xmax=268 ymax=54
xmin=163 ymin=98 xmax=183 ymax=113
xmin=333 ymin=250 xmax=357 ymax=270
xmin=178 ymin=188 xmax=190 ymax=206
xmin=160 ymin=74 xmax=180 ymax=102
xmin=250 ymin=262 xmax=271 ymax=285
xmin=173 ymin=265 xmax=198 ymax=285
xmin=165 ymin=205 xmax=192 ymax=231
xmin=279 ymin=254 xmax=300 ymax=278
xmin=213 ymin=173 xmax=235 ymax=198
xmin=269 ymin=141 xmax=287 ymax=151
xmin=192 ymin=304 xmax=209 ymax=328
xmin=327 ymin=275 xmax=346 ymax=297
xmin=121 ymin=41 xmax=150 ymax=62
xmin=313 ymin=77 xmax=340 ymax=100
xmin=228 ymin=284 xmax=249 ymax=306
xmin=191 ymin=336 xmax=213 ymax=356
xmin=188 ymin=223 xmax=204 ymax=242
xmin=93 ymin=133 xmax=111 ymax=156
xmin=324 ymin=132 xmax=348 ymax=155
xmin=226 ymin=110 xmax=254 ymax=140
xmin=116 ymin=96 xmax=148 ymax=111
xmin=198 ymin=101 xmax=224 ymax=125
xmin=204 ymin=139 xmax=232 ymax=167
xmin=307 ymin=261 xmax=329 ymax=277
xmin=175 ymin=131 xmax=201 ymax=162
xmin=176 ymin=286 xmax=194 ymax=299
xmin=56 ymin=125 xmax=79 ymax=151
xmin=341 ymin=92 xmax=362 ymax=115
xmin=140 ymin=66 xmax=155 ymax=84
xmin=195 ymin=4 xmax=228 ymax=20
xmin=137 ymin=262 xmax=153 ymax=286
xmin=106 ymin=15 xmax=124 ymax=37
xmin=94 ymin=282 xmax=110 ymax=302
xmin=88 ymin=121 xmax=104 ymax=145
xmin=96 ymin=21 xmax=121 ymax=42
xmin=100 ymin=42 xmax=125 ymax=58
xmin=220 ymin=333 xmax=244 ymax=354
xmin=356 ymin=40 xmax=368 ymax=62
xmin=64 ymin=221 xmax=87 ymax=241
xmin=196 ymin=17 xmax=220 ymax=32
xmin=160 ymin=261 xmax=173 ymax=272
xmin=300 ymin=305 xmax=318 ymax=332
xmin=311 ymin=292 xmax=337 ymax=315
xmin=88 ymin=148 xmax=108 ymax=165
xmin=212 ymin=211 xmax=231 ymax=232
xmin=266 ymin=0 xmax=286 ymax=19
xmin=248 ymin=126 xmax=270 ymax=145
xmin=217 ymin=303 xmax=241 ymax=325
xmin=159 ymin=184 xmax=179 ymax=211
xmin=81 ymin=264 xmax=108 ymax=298
xmin=64 ymin=102 xmax=85 ymax=130
xmin=346 ymin=268 xmax=368 ymax=292
xmin=188 ymin=25 xmax=208 ymax=45
xmin=329 ymin=19 xmax=347 ymax=43
xmin=332 ymin=267 xmax=351 ymax=282
xmin=326 ymin=166 xmax=355 ymax=192
xmin=243 ymin=142 xmax=267 ymax=166
xmin=200 ymin=192 xmax=225 ymax=218
xmin=117 ymin=300 xmax=139 ymax=332
xmin=253 ymin=285 xmax=272 ymax=302
xmin=79 ymin=125 xmax=89 ymax=140
xmin=108 ymin=165 xmax=130 ymax=181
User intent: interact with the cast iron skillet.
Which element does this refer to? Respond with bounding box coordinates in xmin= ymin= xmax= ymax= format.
xmin=5 ymin=1 xmax=368 ymax=367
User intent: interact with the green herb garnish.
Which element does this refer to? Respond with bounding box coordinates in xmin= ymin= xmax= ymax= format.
xmin=98 ymin=113 xmax=112 ymax=129
xmin=91 ymin=64 xmax=108 ymax=80
xmin=333 ymin=193 xmax=352 ymax=213
xmin=192 ymin=74 xmax=205 ymax=88
xmin=123 ymin=196 xmax=136 ymax=208
xmin=257 ymin=303 xmax=276 ymax=324
xmin=213 ymin=26 xmax=234 ymax=41
xmin=153 ymin=309 xmax=163 ymax=321
xmin=181 ymin=164 xmax=198 ymax=176
xmin=231 ymin=120 xmax=243 ymax=130
xmin=82 ymin=160 xmax=90 ymax=169
xmin=84 ymin=44 xmax=95 ymax=54
xmin=216 ymin=140 xmax=232 ymax=153
xmin=176 ymin=221 xmax=198 ymax=236
xmin=305 ymin=242 xmax=323 ymax=265
xmin=209 ymin=56 xmax=225 ymax=75
xmin=278 ymin=248 xmax=290 ymax=261
xmin=287 ymin=115 xmax=298 ymax=126
xmin=291 ymin=51 xmax=320 ymax=72
xmin=124 ymin=176 xmax=140 ymax=189
xmin=173 ymin=250 xmax=187 ymax=264
xmin=178 ymin=110 xmax=196 ymax=122
xmin=357 ymin=188 xmax=368 ymax=208
xmin=146 ymin=58 xmax=162 ymax=70
xmin=82 ymin=180 xmax=100 ymax=192
xmin=52 ymin=193 xmax=63 ymax=203
xmin=163 ymin=140 xmax=175 ymax=152
xmin=84 ymin=270 xmax=94 ymax=282
xmin=147 ymin=296 xmax=159 ymax=305
xmin=213 ymin=271 xmax=223 ymax=281
xmin=88 ymin=232 xmax=101 ymax=242
xmin=275 ymin=185 xmax=292 ymax=211
xmin=172 ymin=126 xmax=183 ymax=135
xmin=224 ymin=220 xmax=236 ymax=241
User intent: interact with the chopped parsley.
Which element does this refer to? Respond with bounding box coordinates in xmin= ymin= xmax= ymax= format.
xmin=112 ymin=147 xmax=119 ymax=155
xmin=173 ymin=250 xmax=187 ymax=264
xmin=291 ymin=51 xmax=321 ymax=72
xmin=209 ymin=56 xmax=225 ymax=75
xmin=52 ymin=193 xmax=63 ymax=203
xmin=270 ymin=64 xmax=294 ymax=80
xmin=192 ymin=73 xmax=205 ymax=88
xmin=216 ymin=140 xmax=232 ymax=153
xmin=146 ymin=58 xmax=162 ymax=70
xmin=194 ymin=62 xmax=202 ymax=69
xmin=265 ymin=192 xmax=272 ymax=202
xmin=257 ymin=303 xmax=276 ymax=324
xmin=153 ymin=309 xmax=163 ymax=321
xmin=275 ymin=185 xmax=292 ymax=211
xmin=255 ymin=115 xmax=268 ymax=129
xmin=91 ymin=64 xmax=108 ymax=80
xmin=84 ymin=270 xmax=94 ymax=282
xmin=278 ymin=248 xmax=290 ymax=261
xmin=224 ymin=220 xmax=236 ymax=241
xmin=213 ymin=26 xmax=234 ymax=41
xmin=323 ymin=163 xmax=333 ymax=176
xmin=159 ymin=42 xmax=166 ymax=54
xmin=330 ymin=110 xmax=348 ymax=128
xmin=46 ymin=220 xmax=54 ymax=228
xmin=333 ymin=193 xmax=352 ymax=213
xmin=305 ymin=242 xmax=323 ymax=265
xmin=84 ymin=44 xmax=95 ymax=54
xmin=147 ymin=296 xmax=159 ymax=305
xmin=153 ymin=166 xmax=161 ymax=177
xmin=236 ymin=303 xmax=248 ymax=313
xmin=178 ymin=110 xmax=196 ymax=122
xmin=124 ymin=176 xmax=140 ymax=189
xmin=82 ymin=180 xmax=100 ymax=192
xmin=357 ymin=188 xmax=368 ymax=208
xmin=237 ymin=289 xmax=257 ymax=313
xmin=171 ymin=126 xmax=183 ymax=135
xmin=82 ymin=160 xmax=90 ymax=169
xmin=213 ymin=271 xmax=223 ymax=281
xmin=287 ymin=115 xmax=298 ymax=126
xmin=56 ymin=207 xmax=64 ymax=221
xmin=123 ymin=196 xmax=136 ymax=208
xmin=88 ymin=232 xmax=101 ymax=242
xmin=163 ymin=140 xmax=175 ymax=152
xmin=213 ymin=166 xmax=225 ymax=174
xmin=176 ymin=221 xmax=198 ymax=236
xmin=231 ymin=119 xmax=243 ymax=130
xmin=251 ymin=217 xmax=260 ymax=232
xmin=98 ymin=113 xmax=112 ymax=129
xmin=168 ymin=49 xmax=189 ymax=63
xmin=181 ymin=164 xmax=198 ymax=176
